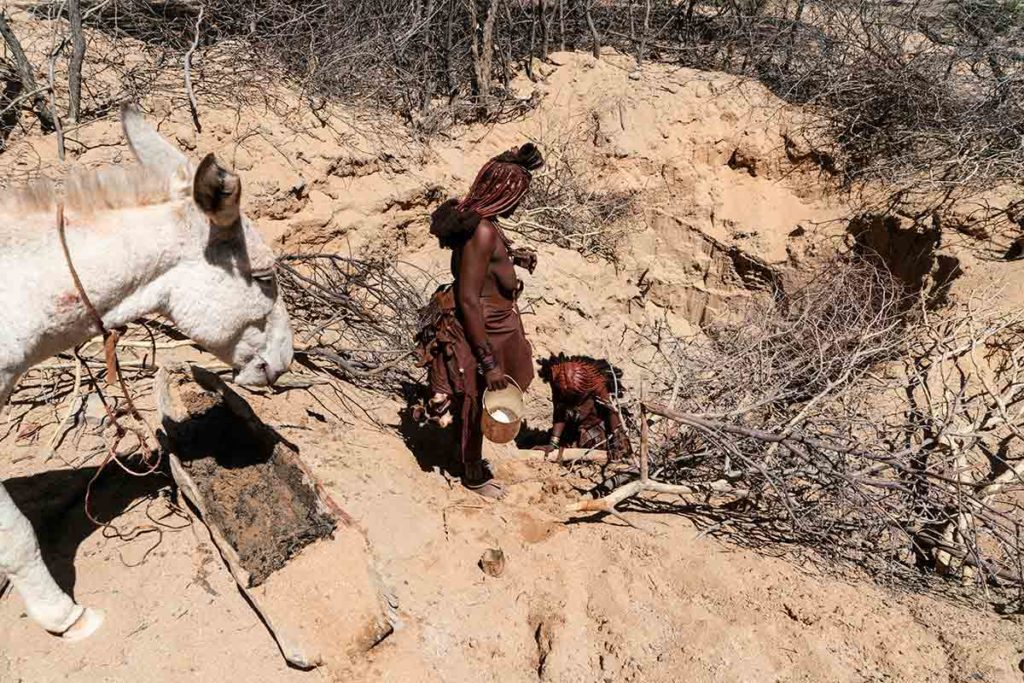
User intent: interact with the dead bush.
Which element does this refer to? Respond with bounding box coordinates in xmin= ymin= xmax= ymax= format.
xmin=577 ymin=255 xmax=1024 ymax=605
xmin=277 ymin=254 xmax=432 ymax=389
xmin=0 ymin=0 xmax=1016 ymax=214
xmin=666 ymin=0 xmax=1024 ymax=203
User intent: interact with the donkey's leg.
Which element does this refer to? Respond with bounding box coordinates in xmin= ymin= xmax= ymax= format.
xmin=0 ymin=481 xmax=103 ymax=640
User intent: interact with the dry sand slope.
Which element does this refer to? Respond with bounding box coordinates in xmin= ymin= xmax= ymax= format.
xmin=4 ymin=398 xmax=1024 ymax=682
xmin=1 ymin=41 xmax=1024 ymax=681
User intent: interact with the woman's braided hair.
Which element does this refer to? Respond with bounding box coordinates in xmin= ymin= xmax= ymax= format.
xmin=538 ymin=354 xmax=626 ymax=403
xmin=429 ymin=143 xmax=543 ymax=249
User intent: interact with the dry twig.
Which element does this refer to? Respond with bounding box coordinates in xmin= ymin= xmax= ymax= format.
xmin=570 ymin=255 xmax=1024 ymax=602
xmin=277 ymin=253 xmax=431 ymax=389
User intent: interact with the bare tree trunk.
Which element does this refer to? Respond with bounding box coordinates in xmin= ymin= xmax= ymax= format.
xmin=46 ymin=41 xmax=65 ymax=160
xmin=783 ymin=0 xmax=805 ymax=71
xmin=467 ymin=0 xmax=498 ymax=112
xmin=636 ymin=0 xmax=651 ymax=67
xmin=183 ymin=6 xmax=204 ymax=132
xmin=585 ymin=0 xmax=600 ymax=59
xmin=420 ymin=0 xmax=436 ymax=114
xmin=628 ymin=0 xmax=636 ymax=47
xmin=480 ymin=0 xmax=498 ymax=99
xmin=444 ymin=0 xmax=456 ymax=104
xmin=67 ymin=0 xmax=85 ymax=122
xmin=539 ymin=0 xmax=549 ymax=59
xmin=0 ymin=11 xmax=55 ymax=131
xmin=527 ymin=0 xmax=537 ymax=79
xmin=557 ymin=0 xmax=565 ymax=52
xmin=0 ymin=60 xmax=22 ymax=149
xmin=467 ymin=0 xmax=481 ymax=95
xmin=499 ymin=0 xmax=515 ymax=88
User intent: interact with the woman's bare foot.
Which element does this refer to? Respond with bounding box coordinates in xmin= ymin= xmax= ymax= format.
xmin=465 ymin=478 xmax=506 ymax=500
xmin=463 ymin=461 xmax=506 ymax=500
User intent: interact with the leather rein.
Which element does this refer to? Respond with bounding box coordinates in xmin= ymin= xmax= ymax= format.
xmin=55 ymin=203 xmax=159 ymax=471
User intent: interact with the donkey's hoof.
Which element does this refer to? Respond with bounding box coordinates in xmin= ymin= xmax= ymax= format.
xmin=61 ymin=607 xmax=104 ymax=642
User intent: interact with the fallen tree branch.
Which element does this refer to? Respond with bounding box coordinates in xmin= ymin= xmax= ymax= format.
xmin=582 ymin=258 xmax=1024 ymax=600
xmin=296 ymin=347 xmax=414 ymax=379
xmin=0 ymin=10 xmax=55 ymax=130
xmin=567 ymin=404 xmax=748 ymax=517
xmin=277 ymin=254 xmax=429 ymax=390
xmin=43 ymin=351 xmax=84 ymax=461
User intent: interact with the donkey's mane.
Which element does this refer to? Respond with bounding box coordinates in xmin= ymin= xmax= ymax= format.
xmin=0 ymin=164 xmax=176 ymax=219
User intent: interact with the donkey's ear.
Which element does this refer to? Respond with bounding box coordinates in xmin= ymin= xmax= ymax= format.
xmin=193 ymin=153 xmax=242 ymax=232
xmin=120 ymin=105 xmax=187 ymax=172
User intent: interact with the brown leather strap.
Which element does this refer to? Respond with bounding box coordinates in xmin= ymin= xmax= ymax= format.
xmin=56 ymin=204 xmax=162 ymax=544
xmin=57 ymin=204 xmax=105 ymax=333
xmin=56 ymin=203 xmax=121 ymax=385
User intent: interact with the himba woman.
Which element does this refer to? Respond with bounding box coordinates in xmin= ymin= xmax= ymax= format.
xmin=538 ymin=354 xmax=633 ymax=460
xmin=415 ymin=144 xmax=543 ymax=499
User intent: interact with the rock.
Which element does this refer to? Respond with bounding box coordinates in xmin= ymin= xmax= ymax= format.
xmin=479 ymin=548 xmax=506 ymax=577
xmin=83 ymin=392 xmax=109 ymax=428
xmin=547 ymin=51 xmax=573 ymax=66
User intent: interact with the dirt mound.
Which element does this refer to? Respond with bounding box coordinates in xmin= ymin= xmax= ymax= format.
xmin=298 ymin=418 xmax=1024 ymax=682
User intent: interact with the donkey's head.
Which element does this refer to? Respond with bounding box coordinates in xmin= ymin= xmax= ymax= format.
xmin=120 ymin=106 xmax=293 ymax=386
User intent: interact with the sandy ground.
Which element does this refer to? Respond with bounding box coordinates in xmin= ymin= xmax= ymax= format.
xmin=2 ymin=13 xmax=1024 ymax=681
xmin=4 ymin=388 xmax=1024 ymax=681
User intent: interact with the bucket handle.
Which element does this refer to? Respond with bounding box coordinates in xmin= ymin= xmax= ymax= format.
xmin=483 ymin=375 xmax=523 ymax=395
xmin=483 ymin=375 xmax=524 ymax=421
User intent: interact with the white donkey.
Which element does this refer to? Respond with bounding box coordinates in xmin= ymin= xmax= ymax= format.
xmin=0 ymin=107 xmax=293 ymax=640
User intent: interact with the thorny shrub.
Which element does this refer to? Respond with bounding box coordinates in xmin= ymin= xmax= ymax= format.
xmin=0 ymin=0 xmax=1018 ymax=211
xmin=619 ymin=254 xmax=1024 ymax=604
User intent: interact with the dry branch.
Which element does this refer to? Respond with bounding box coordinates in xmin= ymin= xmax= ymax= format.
xmin=584 ymin=0 xmax=600 ymax=58
xmin=568 ymin=404 xmax=748 ymax=517
xmin=183 ymin=5 xmax=203 ymax=132
xmin=45 ymin=32 xmax=66 ymax=161
xmin=503 ymin=121 xmax=639 ymax=262
xmin=572 ymin=255 xmax=1024 ymax=601
xmin=67 ymin=0 xmax=86 ymax=122
xmin=0 ymin=10 xmax=55 ymax=130
xmin=277 ymin=254 xmax=431 ymax=388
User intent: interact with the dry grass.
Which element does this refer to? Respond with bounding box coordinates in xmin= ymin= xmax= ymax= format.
xmin=503 ymin=117 xmax=641 ymax=262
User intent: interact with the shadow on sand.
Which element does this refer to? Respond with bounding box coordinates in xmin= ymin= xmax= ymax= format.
xmin=4 ymin=464 xmax=172 ymax=600
xmin=396 ymin=381 xmax=553 ymax=478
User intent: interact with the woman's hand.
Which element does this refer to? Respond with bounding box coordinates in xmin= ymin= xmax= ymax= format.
xmin=484 ymin=366 xmax=509 ymax=391
xmin=510 ymin=247 xmax=538 ymax=274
